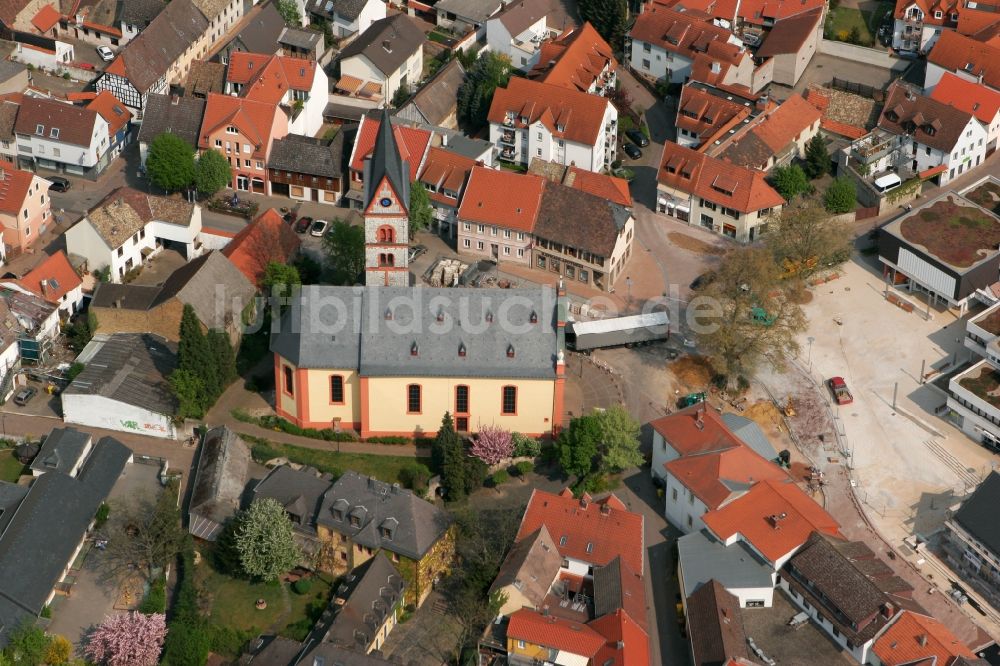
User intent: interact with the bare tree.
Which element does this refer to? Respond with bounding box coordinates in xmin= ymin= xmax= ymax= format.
xmin=96 ymin=486 xmax=186 ymax=584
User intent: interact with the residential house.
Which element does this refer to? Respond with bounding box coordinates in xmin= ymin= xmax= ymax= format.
xmin=215 ymin=1 xmax=285 ymax=65
xmin=306 ymin=0 xmax=386 ymax=41
xmin=0 ymin=61 xmax=29 ymax=95
xmin=485 ymin=0 xmax=566 ymax=71
xmin=414 ymin=145 xmax=477 ymax=235
xmin=497 ymin=488 xmax=650 ymax=666
xmin=396 ymin=58 xmax=465 ymax=129
xmin=435 ymin=0 xmax=503 ymax=33
xmin=709 ymin=93 xmax=822 ymax=171
xmin=254 ymin=468 xmax=453 ymax=607
xmin=0 ymin=160 xmax=50 ymax=253
xmin=780 ymin=532 xmax=920 ymax=664
xmin=487 ymin=76 xmax=618 ymax=172
xmin=89 ymin=250 xmax=256 ymax=343
xmin=528 ymin=160 xmax=632 ymax=207
xmin=528 ymin=22 xmax=617 ymax=96
xmin=65 ymin=187 xmax=203 ymax=281
xmin=321 ymin=555 xmax=405 ymax=653
xmin=457 ymin=167 xmax=544 ymax=267
xmin=877 ymin=82 xmax=988 ymax=185
xmin=627 ymin=5 xmax=764 ymax=93
xmin=656 ymin=141 xmax=784 ymax=242
xmin=29 ymin=427 xmax=93 ymax=477
xmin=685 ymin=580 xmax=753 ymax=666
xmin=18 ymin=250 xmax=83 ymax=318
xmin=677 ymin=528 xmax=777 ymax=608
xmin=222 ymin=208 xmax=301 ymax=286
xmin=188 ymin=425 xmax=252 ymax=541
xmin=930 ymin=71 xmax=1000 ymax=152
xmin=0 ymin=284 xmax=60 ymax=365
xmin=225 ymin=52 xmax=328 ymax=137
xmin=268 ymin=133 xmax=345 ymax=205
xmin=675 ymin=82 xmax=758 ymax=149
xmin=925 ymin=29 xmax=1000 ymax=93
xmin=136 ymin=93 xmax=207 ymax=167
xmin=277 ymin=25 xmax=325 ymax=60
xmin=0 ymin=293 xmax=33 ymax=395
xmin=94 ymin=0 xmax=244 ymax=117
xmin=52 ymin=0 xmax=127 ymax=48
xmin=118 ymin=0 xmax=167 ymax=42
xmin=0 ymin=101 xmax=19 ymax=163
xmin=893 ymin=0 xmax=960 ymax=54
xmin=271 ymin=284 xmax=566 ymax=437
xmin=184 ymin=60 xmax=226 ymax=98
xmin=753 ymin=8 xmax=823 ymax=87
xmin=0 ymin=435 xmax=131 ymax=648
xmin=13 ymin=96 xmax=112 ymax=178
xmin=344 ymin=113 xmax=432 ymax=208
xmin=872 ymin=610 xmax=978 ymax=665
xmin=62 ymin=333 xmax=179 ymax=438
xmin=85 ymin=90 xmax=133 ymax=162
xmin=336 ymin=14 xmax=424 ymax=104
xmin=943 ymin=471 xmax=1000 ymax=608
xmin=489 ymin=524 xmax=562 ymax=617
xmin=197 ymin=92 xmax=289 ymax=194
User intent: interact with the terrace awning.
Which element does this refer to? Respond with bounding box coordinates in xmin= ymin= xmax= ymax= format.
xmin=359 ymin=82 xmax=383 ymax=99
xmin=919 ymin=165 xmax=947 ymax=180
xmin=335 ymin=75 xmax=363 ymax=94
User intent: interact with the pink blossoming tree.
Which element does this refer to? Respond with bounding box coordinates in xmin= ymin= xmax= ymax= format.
xmin=471 ymin=425 xmax=513 ymax=466
xmin=85 ymin=611 xmax=167 ymax=666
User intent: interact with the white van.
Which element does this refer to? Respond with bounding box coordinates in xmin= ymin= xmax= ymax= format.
xmin=874 ymin=173 xmax=902 ymax=193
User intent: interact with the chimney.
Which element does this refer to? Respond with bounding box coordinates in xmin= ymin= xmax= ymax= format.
xmin=40 ymin=279 xmax=49 ymax=296
xmin=442 ymin=133 xmax=449 ymax=147
xmin=579 ymin=497 xmax=589 ymax=509
xmin=695 ymin=406 xmax=705 ymax=430
xmin=171 ymin=94 xmax=180 ymax=105
xmin=600 ymin=502 xmax=611 ymax=516
xmin=881 ymin=602 xmax=896 ymax=620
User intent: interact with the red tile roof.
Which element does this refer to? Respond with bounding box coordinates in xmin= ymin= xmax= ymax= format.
xmin=895 ymin=0 xmax=959 ymax=25
xmin=630 ymin=6 xmax=747 ymax=66
xmin=928 ymin=30 xmax=1000 ymax=91
xmin=516 ymin=488 xmax=645 ymax=573
xmin=565 ymin=167 xmax=632 ymax=207
xmin=86 ymin=90 xmax=132 ymax=138
xmin=739 ymin=0 xmax=825 ymax=24
xmin=873 ymin=611 xmax=975 ymax=666
xmin=930 ymin=71 xmax=1000 ymax=124
xmin=350 ymin=115 xmax=431 ymax=182
xmin=676 ymin=84 xmax=753 ymax=146
xmin=957 ymin=2 xmax=1000 ymax=36
xmin=198 ymin=93 xmax=284 ymax=159
xmin=590 ymin=609 xmax=651 ymax=666
xmin=530 ymin=22 xmax=618 ymax=94
xmin=19 ymin=250 xmax=81 ymax=304
xmin=31 ymin=4 xmax=61 ymax=33
xmin=487 ymin=77 xmax=613 ymax=145
xmin=714 ymin=93 xmax=820 ymax=167
xmin=650 ymin=405 xmax=745 ymax=456
xmin=417 ymin=147 xmax=478 ymax=207
xmin=879 ymin=82 xmax=975 ymax=153
xmin=507 ymin=609 xmax=606 ymax=657
xmin=658 ymin=141 xmax=784 ymax=213
xmin=702 ymin=479 xmax=842 ymax=563
xmin=0 ymin=160 xmax=37 ymax=216
xmin=665 ymin=445 xmax=789 ymax=509
xmin=223 ymin=208 xmax=300 ymax=285
xmin=227 ymin=53 xmax=316 ymax=105
xmin=457 ymin=167 xmax=545 ymax=233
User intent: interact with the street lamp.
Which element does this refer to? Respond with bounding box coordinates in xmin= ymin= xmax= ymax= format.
xmin=626 ymin=276 xmax=632 ymax=310
xmin=807 ymin=336 xmax=815 ymax=372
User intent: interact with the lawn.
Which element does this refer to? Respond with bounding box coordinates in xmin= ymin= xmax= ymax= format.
xmin=248 ymin=437 xmax=431 ymax=487
xmin=899 ymin=195 xmax=1000 ymax=267
xmin=196 ymin=560 xmax=333 ymax=641
xmin=0 ymin=448 xmax=25 ymax=482
xmin=964 ymin=180 xmax=1000 ymax=215
xmin=827 ymin=7 xmax=874 ymax=45
xmin=959 ymin=365 xmax=1000 ymax=407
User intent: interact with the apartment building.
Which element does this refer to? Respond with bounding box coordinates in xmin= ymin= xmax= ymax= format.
xmin=198 ymin=93 xmax=289 ymax=194
xmin=13 ymin=97 xmax=112 ymax=179
xmin=0 ymin=160 xmax=49 ymax=254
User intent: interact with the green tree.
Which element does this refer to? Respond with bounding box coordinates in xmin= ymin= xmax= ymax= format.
xmin=323 ymin=220 xmax=365 ymax=285
xmin=766 ymin=206 xmax=852 ymax=279
xmin=276 ymin=0 xmax=301 ymax=24
xmin=435 ymin=413 xmax=467 ymax=501
xmin=848 ymin=25 xmax=862 ymax=44
xmin=171 ymin=304 xmax=235 ymax=417
xmin=207 ymin=328 xmax=237 ymax=394
xmin=235 ymin=498 xmax=301 ymax=581
xmin=457 ymin=52 xmax=512 ymax=132
xmin=391 ymin=83 xmax=411 ymax=108
xmin=578 ymin=4 xmax=628 ymax=50
xmin=803 ymin=134 xmax=830 ymax=179
xmin=169 ymin=369 xmax=206 ymax=420
xmin=43 ymin=636 xmax=71 ymax=665
xmin=696 ymin=247 xmax=807 ymax=387
xmin=2 ymin=621 xmax=50 ymax=666
xmin=261 ymin=262 xmax=301 ymax=297
xmin=769 ymin=164 xmax=811 ymax=200
xmin=146 ymin=133 xmax=195 ymax=193
xmin=408 ymin=180 xmax=434 ymax=235
xmin=212 ymin=514 xmax=246 ymax=576
xmin=823 ymin=176 xmax=857 ymax=214
xmin=593 ymin=405 xmax=643 ymax=473
xmin=65 ymin=310 xmax=97 ymax=353
xmin=558 ymin=412 xmax=602 ymax=479
xmin=194 ymin=148 xmax=232 ymax=196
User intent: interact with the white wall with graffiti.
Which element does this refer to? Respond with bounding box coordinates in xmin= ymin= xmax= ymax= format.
xmin=61 ymin=393 xmax=177 ymax=440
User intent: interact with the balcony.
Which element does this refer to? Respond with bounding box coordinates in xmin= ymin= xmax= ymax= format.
xmin=500 ymin=130 xmax=515 ymax=144
xmin=500 ymin=147 xmax=516 ymax=160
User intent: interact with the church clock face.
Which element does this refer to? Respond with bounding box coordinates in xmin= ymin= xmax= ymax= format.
xmin=380 ymin=197 xmax=392 ymax=208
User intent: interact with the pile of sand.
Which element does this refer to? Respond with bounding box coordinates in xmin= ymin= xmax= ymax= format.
xmin=744 ymin=400 xmax=783 ymax=430
xmin=668 ymin=232 xmax=727 ymax=256
xmin=672 ymin=355 xmax=713 ymax=388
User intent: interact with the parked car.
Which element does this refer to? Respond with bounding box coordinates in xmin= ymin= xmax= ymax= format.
xmin=625 ymin=128 xmax=649 ymax=147
xmin=96 ymin=46 xmax=114 ymax=62
xmin=295 ymin=216 xmax=313 ymax=233
xmin=310 ymin=219 xmax=329 ymax=237
xmin=13 ymin=387 xmax=36 ymax=406
xmin=48 ymin=177 xmax=71 ymax=192
xmin=621 ymin=142 xmax=642 ymax=160
xmin=827 ymin=376 xmax=854 ymax=405
xmin=408 ymin=245 xmax=427 ymax=262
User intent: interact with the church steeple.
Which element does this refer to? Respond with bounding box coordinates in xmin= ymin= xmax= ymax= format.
xmin=364 ymin=107 xmax=409 ymax=212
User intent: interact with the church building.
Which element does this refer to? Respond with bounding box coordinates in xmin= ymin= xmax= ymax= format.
xmin=270 ymin=110 xmax=566 ymax=439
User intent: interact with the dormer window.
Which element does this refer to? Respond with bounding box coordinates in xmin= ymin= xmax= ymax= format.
xmin=35 ymin=124 xmax=43 ymax=135
xmin=384 ymin=307 xmax=393 ymax=321
xmin=436 ymin=307 xmax=445 ymax=322
xmin=556 ymin=123 xmax=565 ymax=132
xmin=49 ymin=128 xmax=59 ymax=139
xmin=934 ymin=10 xmax=942 ymax=18
xmin=458 ymin=342 xmax=466 ymax=357
xmin=333 ymin=509 xmax=343 ymax=521
xmin=529 ymin=310 xmax=538 ymax=324
xmin=885 ymin=110 xmax=898 ymax=122
xmin=924 ymin=124 xmax=936 ymax=136
xmin=507 ymin=344 xmax=515 ymax=358
xmin=485 ymin=310 xmax=494 ymax=323
xmin=349 ymin=515 xmax=360 ymax=527
xmin=410 ymin=341 xmax=418 ymax=356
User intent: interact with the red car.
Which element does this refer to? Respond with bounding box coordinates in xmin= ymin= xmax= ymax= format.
xmin=828 ymin=376 xmax=854 ymax=405
xmin=294 ymin=216 xmax=313 ymax=233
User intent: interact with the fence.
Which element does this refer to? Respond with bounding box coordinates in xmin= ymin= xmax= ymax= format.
xmin=831 ymin=77 xmax=881 ymax=101
xmin=856 ymin=204 xmax=879 ymax=220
